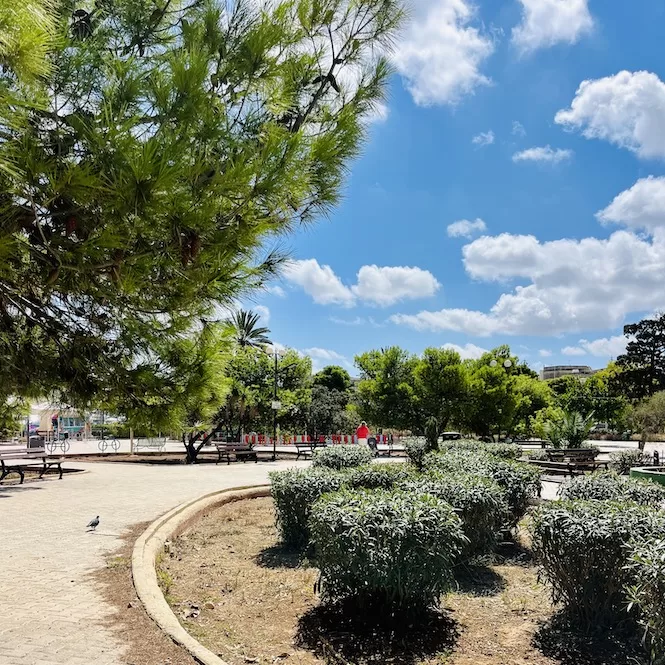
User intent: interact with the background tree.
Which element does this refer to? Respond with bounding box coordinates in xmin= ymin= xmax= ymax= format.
xmin=632 ymin=392 xmax=665 ymax=451
xmin=617 ymin=314 xmax=665 ymax=398
xmin=313 ymin=365 xmax=352 ymax=394
xmin=308 ymin=384 xmax=348 ymax=436
xmin=0 ymin=0 xmax=404 ymax=412
xmin=226 ymin=309 xmax=271 ymax=348
xmin=413 ymin=347 xmax=469 ymax=433
xmin=355 ymin=347 xmax=418 ymax=431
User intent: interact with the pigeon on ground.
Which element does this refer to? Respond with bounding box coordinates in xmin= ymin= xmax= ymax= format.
xmin=87 ymin=516 xmax=100 ymax=531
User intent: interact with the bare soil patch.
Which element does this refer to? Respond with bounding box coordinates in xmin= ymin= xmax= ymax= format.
xmin=158 ymin=498 xmax=647 ymax=665
xmin=92 ymin=521 xmax=197 ymax=665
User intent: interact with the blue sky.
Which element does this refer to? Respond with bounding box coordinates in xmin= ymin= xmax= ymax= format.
xmin=251 ymin=0 xmax=665 ymax=374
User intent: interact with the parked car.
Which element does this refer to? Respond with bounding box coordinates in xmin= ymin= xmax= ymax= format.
xmin=441 ymin=432 xmax=462 ymax=441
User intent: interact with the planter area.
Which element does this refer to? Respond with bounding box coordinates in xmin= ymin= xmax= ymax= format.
xmin=159 ymin=495 xmax=559 ymax=665
xmin=630 ymin=466 xmax=665 ymax=486
xmin=151 ymin=445 xmax=665 ymax=665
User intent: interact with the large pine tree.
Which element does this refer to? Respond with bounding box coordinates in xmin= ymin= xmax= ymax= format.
xmin=0 ymin=0 xmax=403 ymax=407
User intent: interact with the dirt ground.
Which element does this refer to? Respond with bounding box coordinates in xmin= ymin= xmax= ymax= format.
xmin=93 ymin=522 xmax=198 ymax=665
xmin=158 ymin=497 xmax=645 ymax=665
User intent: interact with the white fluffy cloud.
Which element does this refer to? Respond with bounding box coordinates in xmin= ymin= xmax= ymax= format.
xmin=284 ymin=261 xmax=440 ymax=308
xmin=512 ymin=0 xmax=593 ymax=53
xmin=562 ymin=345 xmax=586 ymax=356
xmin=512 ymin=145 xmax=573 ymax=164
xmin=597 ymin=176 xmax=665 ymax=233
xmin=562 ymin=335 xmax=628 ymax=358
xmin=512 ymin=121 xmax=527 ymax=137
xmin=254 ymin=305 xmax=270 ymax=323
xmin=393 ymin=0 xmax=494 ymax=106
xmin=539 ymin=349 xmax=553 ymax=357
xmin=282 ymin=259 xmax=355 ymax=307
xmin=555 ymin=71 xmax=665 ymax=160
xmin=265 ymin=285 xmax=286 ymax=298
xmin=442 ymin=342 xmax=488 ymax=360
xmin=352 ymin=265 xmax=441 ymax=306
xmin=301 ymin=347 xmax=352 ymax=373
xmin=472 ymin=130 xmax=495 ymax=147
xmin=447 ymin=218 xmax=487 ymax=238
xmin=392 ymin=230 xmax=665 ymax=337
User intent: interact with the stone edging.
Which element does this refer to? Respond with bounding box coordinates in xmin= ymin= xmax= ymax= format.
xmin=132 ymin=484 xmax=271 ymax=665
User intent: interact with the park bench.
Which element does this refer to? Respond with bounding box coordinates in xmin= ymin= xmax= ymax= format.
xmin=526 ymin=458 xmax=609 ymax=477
xmin=547 ymin=448 xmax=599 ymax=463
xmin=525 ymin=448 xmax=608 ymax=477
xmin=0 ymin=446 xmax=64 ymax=484
xmin=214 ymin=442 xmax=258 ymax=465
xmin=134 ymin=437 xmax=167 ymax=452
xmin=294 ymin=440 xmax=329 ymax=460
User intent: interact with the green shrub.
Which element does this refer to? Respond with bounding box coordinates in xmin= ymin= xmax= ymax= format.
xmin=441 ymin=439 xmax=521 ymax=460
xmin=530 ymin=500 xmax=664 ymax=631
xmin=310 ymin=489 xmax=466 ymax=615
xmin=398 ymin=471 xmax=509 ymax=557
xmin=559 ymin=471 xmax=665 ymax=508
xmin=311 ymin=444 xmax=373 ymax=470
xmin=270 ymin=468 xmax=345 ymax=547
xmin=405 ymin=438 xmax=428 ymax=470
xmin=346 ymin=463 xmax=414 ymax=490
xmin=609 ymin=449 xmax=649 ymax=475
xmin=627 ymin=537 xmax=665 ymax=663
xmin=523 ymin=448 xmax=549 ymax=461
xmin=424 ymin=450 xmax=541 ymax=526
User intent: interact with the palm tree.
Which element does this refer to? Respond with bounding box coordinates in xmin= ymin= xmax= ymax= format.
xmin=227 ymin=309 xmax=271 ymax=349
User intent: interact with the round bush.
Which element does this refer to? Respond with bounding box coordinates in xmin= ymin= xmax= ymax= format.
xmin=309 ymin=489 xmax=466 ymax=615
xmin=425 ymin=450 xmax=541 ymax=526
xmin=404 ymin=438 xmax=428 ymax=470
xmin=346 ymin=463 xmax=414 ymax=490
xmin=609 ymin=449 xmax=649 ymax=475
xmin=441 ymin=439 xmax=521 ymax=460
xmin=530 ymin=500 xmax=664 ymax=631
xmin=270 ymin=468 xmax=345 ymax=547
xmin=398 ymin=471 xmax=509 ymax=557
xmin=559 ymin=471 xmax=665 ymax=508
xmin=312 ymin=444 xmax=373 ymax=470
xmin=627 ymin=537 xmax=665 ymax=663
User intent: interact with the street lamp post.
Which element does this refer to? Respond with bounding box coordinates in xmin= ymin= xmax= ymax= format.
xmin=270 ymin=346 xmax=283 ymax=462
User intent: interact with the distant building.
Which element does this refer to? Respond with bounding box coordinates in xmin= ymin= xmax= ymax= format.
xmin=540 ymin=365 xmax=596 ymax=381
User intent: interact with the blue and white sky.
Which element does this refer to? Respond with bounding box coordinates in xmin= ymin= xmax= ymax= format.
xmin=251 ymin=0 xmax=665 ymax=374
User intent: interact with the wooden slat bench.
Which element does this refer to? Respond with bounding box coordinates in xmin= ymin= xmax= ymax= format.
xmin=214 ymin=442 xmax=258 ymax=465
xmin=0 ymin=447 xmax=64 ymax=484
xmin=295 ymin=441 xmax=329 ymax=460
xmin=526 ymin=458 xmax=609 ymax=478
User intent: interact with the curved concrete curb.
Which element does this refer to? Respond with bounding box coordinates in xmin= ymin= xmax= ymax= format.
xmin=132 ymin=484 xmax=271 ymax=665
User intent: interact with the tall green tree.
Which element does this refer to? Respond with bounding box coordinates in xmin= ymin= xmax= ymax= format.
xmin=617 ymin=315 xmax=665 ymax=399
xmin=633 ymin=391 xmax=665 ymax=450
xmin=413 ymin=347 xmax=469 ymax=432
xmin=0 ymin=0 xmax=404 ymax=410
xmin=226 ymin=309 xmax=271 ymax=348
xmin=313 ymin=365 xmax=352 ymax=394
xmin=355 ymin=346 xmax=418 ymax=430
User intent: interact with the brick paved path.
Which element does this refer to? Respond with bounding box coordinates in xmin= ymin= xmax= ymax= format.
xmin=0 ymin=460 xmax=303 ymax=665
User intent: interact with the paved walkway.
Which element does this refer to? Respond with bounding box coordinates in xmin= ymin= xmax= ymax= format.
xmin=0 ymin=460 xmax=304 ymax=665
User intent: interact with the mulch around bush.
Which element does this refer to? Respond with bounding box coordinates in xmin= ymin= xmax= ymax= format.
xmin=157 ymin=497 xmax=648 ymax=665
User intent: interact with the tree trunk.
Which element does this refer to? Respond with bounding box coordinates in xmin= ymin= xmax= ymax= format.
xmin=183 ymin=422 xmax=224 ymax=464
xmin=639 ymin=432 xmax=648 ymax=452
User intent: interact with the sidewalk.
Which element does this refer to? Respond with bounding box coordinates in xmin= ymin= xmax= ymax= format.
xmin=0 ymin=460 xmax=304 ymax=665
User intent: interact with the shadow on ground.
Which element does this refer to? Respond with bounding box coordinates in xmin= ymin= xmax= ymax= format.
xmin=296 ymin=600 xmax=459 ymax=665
xmin=254 ymin=544 xmax=308 ymax=569
xmin=453 ymin=563 xmax=506 ymax=596
xmin=533 ymin=614 xmax=647 ymax=665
